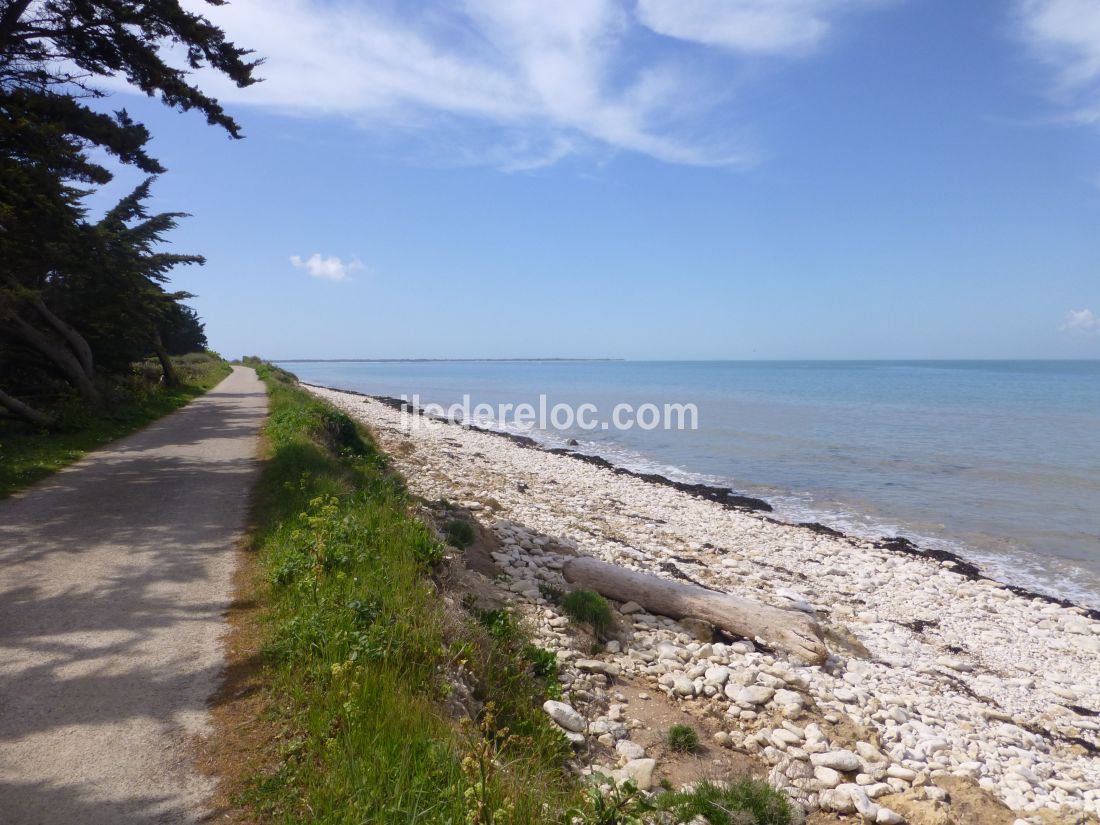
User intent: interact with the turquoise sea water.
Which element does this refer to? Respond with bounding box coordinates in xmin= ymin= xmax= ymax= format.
xmin=282 ymin=360 xmax=1100 ymax=607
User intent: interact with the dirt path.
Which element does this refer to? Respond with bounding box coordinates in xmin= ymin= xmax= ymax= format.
xmin=0 ymin=366 xmax=267 ymax=824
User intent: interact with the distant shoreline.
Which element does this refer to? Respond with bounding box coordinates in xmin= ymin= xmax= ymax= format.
xmin=272 ymin=357 xmax=625 ymax=363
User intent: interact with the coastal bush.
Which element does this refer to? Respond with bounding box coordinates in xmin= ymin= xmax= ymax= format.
xmin=241 ymin=360 xmax=579 ymax=823
xmin=561 ymin=589 xmax=614 ymax=637
xmin=538 ymin=582 xmax=564 ymax=604
xmin=566 ymin=778 xmax=656 ymax=825
xmin=656 ymin=779 xmax=802 ymax=825
xmin=666 ymin=724 xmax=699 ymax=753
xmin=446 ymin=518 xmax=477 ymax=548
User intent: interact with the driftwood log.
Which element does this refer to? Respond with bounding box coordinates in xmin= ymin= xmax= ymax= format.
xmin=562 ymin=556 xmax=827 ymax=665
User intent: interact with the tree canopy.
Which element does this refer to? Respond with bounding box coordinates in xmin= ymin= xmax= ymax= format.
xmin=0 ymin=0 xmax=259 ymax=425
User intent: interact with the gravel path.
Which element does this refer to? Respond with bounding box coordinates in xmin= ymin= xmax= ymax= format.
xmin=0 ymin=366 xmax=267 ymax=825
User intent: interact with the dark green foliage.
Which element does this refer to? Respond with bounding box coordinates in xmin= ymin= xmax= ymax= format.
xmin=159 ymin=303 xmax=207 ymax=355
xmin=538 ymin=582 xmax=564 ymax=604
xmin=318 ymin=407 xmax=369 ymax=456
xmin=446 ymin=518 xmax=476 ymax=548
xmin=657 ymin=779 xmax=802 ymax=825
xmin=524 ymin=645 xmax=558 ymax=681
xmin=561 ymin=589 xmax=614 ymax=637
xmin=0 ymin=0 xmax=260 ymax=139
xmin=566 ymin=778 xmax=656 ymax=825
xmin=0 ymin=0 xmax=258 ymax=424
xmin=666 ymin=724 xmax=699 ymax=753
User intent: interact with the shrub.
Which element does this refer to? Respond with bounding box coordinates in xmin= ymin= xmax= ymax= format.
xmin=666 ymin=724 xmax=699 ymax=753
xmin=560 ymin=589 xmax=613 ymax=637
xmin=446 ymin=518 xmax=476 ymax=548
xmin=318 ymin=407 xmax=369 ymax=456
xmin=566 ymin=778 xmax=655 ymax=825
xmin=538 ymin=582 xmax=564 ymax=604
xmin=657 ymin=779 xmax=802 ymax=825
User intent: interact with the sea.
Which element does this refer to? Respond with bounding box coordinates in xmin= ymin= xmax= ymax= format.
xmin=280 ymin=360 xmax=1100 ymax=609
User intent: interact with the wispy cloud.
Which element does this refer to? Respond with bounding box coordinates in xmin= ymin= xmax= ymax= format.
xmin=290 ymin=253 xmax=362 ymax=281
xmin=181 ymin=0 xmax=889 ymax=169
xmin=635 ymin=0 xmax=888 ymax=56
xmin=1013 ymin=0 xmax=1100 ymax=125
xmin=1060 ymin=307 xmax=1100 ymax=336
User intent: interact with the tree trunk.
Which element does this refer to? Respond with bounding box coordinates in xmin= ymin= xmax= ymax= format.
xmin=152 ymin=331 xmax=179 ymax=386
xmin=31 ymin=296 xmax=95 ymax=380
xmin=563 ymin=556 xmax=828 ymax=665
xmin=0 ymin=385 xmax=55 ymax=428
xmin=3 ymin=314 xmax=101 ymax=405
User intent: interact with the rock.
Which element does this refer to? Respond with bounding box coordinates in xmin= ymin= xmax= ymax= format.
xmin=737 ymin=685 xmax=775 ymax=705
xmin=876 ymin=807 xmax=905 ymax=824
xmin=773 ymin=688 xmax=804 ymax=709
xmin=575 ymin=659 xmax=621 ymax=678
xmin=713 ymin=731 xmax=731 ymax=747
xmin=856 ymin=741 xmax=886 ymax=764
xmin=543 ymin=700 xmax=585 ymax=732
xmin=620 ymin=601 xmax=643 ymax=615
xmin=845 ymin=784 xmax=879 ymax=821
xmin=704 ymin=666 xmax=730 ymax=685
xmin=886 ymin=765 xmax=917 ymax=781
xmin=815 ymin=766 xmax=843 ymax=788
xmin=820 ymin=787 xmax=856 ymax=814
xmin=811 ymin=750 xmax=862 ymax=772
xmin=615 ymin=739 xmax=645 ymax=761
xmin=657 ymin=642 xmax=684 ymax=661
xmin=673 ymin=676 xmax=696 ymax=697
xmin=620 ymin=758 xmax=656 ymax=790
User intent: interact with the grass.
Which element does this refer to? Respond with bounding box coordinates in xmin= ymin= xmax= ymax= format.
xmin=446 ymin=518 xmax=477 ymax=548
xmin=238 ymin=359 xmax=582 ymax=824
xmin=666 ymin=724 xmax=699 ymax=754
xmin=656 ymin=779 xmax=803 ymax=825
xmin=560 ymin=589 xmax=614 ymax=637
xmin=0 ymin=351 xmax=232 ymax=498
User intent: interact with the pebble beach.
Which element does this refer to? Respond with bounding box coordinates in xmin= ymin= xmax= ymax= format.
xmin=306 ymin=384 xmax=1100 ymax=824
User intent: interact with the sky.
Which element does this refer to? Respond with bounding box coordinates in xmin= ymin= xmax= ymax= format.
xmin=93 ymin=0 xmax=1100 ymax=359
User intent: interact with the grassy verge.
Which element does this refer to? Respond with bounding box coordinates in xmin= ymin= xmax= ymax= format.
xmin=0 ymin=351 xmax=232 ymax=498
xmin=229 ymin=359 xmax=803 ymax=825
xmin=238 ymin=359 xmax=580 ymax=824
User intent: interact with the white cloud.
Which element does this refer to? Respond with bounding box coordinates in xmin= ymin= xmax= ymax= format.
xmin=635 ymin=0 xmax=886 ymax=56
xmin=1014 ymin=0 xmax=1100 ymax=125
xmin=173 ymin=0 xmax=888 ymax=168
xmin=289 ymin=253 xmax=362 ymax=281
xmin=1060 ymin=308 xmax=1100 ymax=336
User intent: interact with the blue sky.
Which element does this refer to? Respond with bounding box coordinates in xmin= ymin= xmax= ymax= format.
xmin=96 ymin=0 xmax=1100 ymax=359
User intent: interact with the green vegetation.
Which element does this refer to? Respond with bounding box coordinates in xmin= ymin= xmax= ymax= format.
xmin=666 ymin=724 xmax=700 ymax=754
xmin=656 ymin=779 xmax=803 ymax=825
xmin=446 ymin=518 xmax=477 ymax=548
xmin=242 ymin=361 xmax=579 ymax=823
xmin=538 ymin=582 xmax=565 ymax=604
xmin=1 ymin=1 xmax=257 ymax=426
xmin=0 ymin=352 xmax=230 ymax=497
xmin=567 ymin=780 xmax=655 ymax=825
xmin=561 ymin=589 xmax=614 ymax=637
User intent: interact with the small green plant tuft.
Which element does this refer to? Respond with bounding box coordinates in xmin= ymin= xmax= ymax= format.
xmin=447 ymin=518 xmax=477 ymax=548
xmin=537 ymin=582 xmax=564 ymax=604
xmin=657 ymin=778 xmax=803 ymax=825
xmin=523 ymin=644 xmax=558 ymax=680
xmin=560 ymin=589 xmax=613 ymax=637
xmin=566 ymin=777 xmax=656 ymax=825
xmin=666 ymin=723 xmax=699 ymax=753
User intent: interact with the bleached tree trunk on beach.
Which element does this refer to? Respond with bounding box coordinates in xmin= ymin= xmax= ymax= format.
xmin=563 ymin=556 xmax=828 ymax=665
